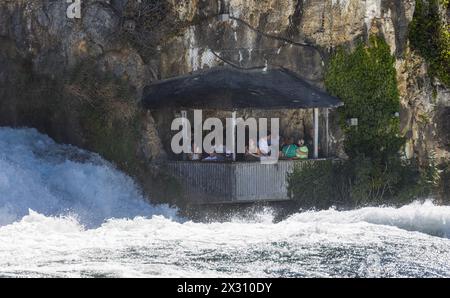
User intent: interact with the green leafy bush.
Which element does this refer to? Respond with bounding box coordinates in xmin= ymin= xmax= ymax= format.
xmin=417 ymin=150 xmax=442 ymax=196
xmin=409 ymin=0 xmax=450 ymax=87
xmin=287 ymin=160 xmax=335 ymax=209
xmin=325 ymin=36 xmax=404 ymax=160
xmin=288 ymin=157 xmax=421 ymax=209
xmin=288 ymin=35 xmax=434 ymax=208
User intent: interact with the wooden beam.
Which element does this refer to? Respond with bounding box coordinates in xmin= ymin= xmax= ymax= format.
xmin=314 ymin=108 xmax=319 ymax=159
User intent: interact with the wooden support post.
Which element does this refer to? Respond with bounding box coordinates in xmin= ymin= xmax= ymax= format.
xmin=181 ymin=110 xmax=188 ymax=160
xmin=232 ymin=111 xmax=237 ymax=161
xmin=314 ymin=108 xmax=319 ymax=159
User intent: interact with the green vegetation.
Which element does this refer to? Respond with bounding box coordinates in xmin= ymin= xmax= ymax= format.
xmin=325 ymin=36 xmax=404 ymax=160
xmin=288 ymin=35 xmax=445 ymax=208
xmin=288 ymin=157 xmax=423 ymax=208
xmin=438 ymin=162 xmax=450 ymax=202
xmin=68 ymin=59 xmax=143 ymax=174
xmin=409 ymin=0 xmax=450 ymax=87
xmin=288 ymin=161 xmax=336 ymax=209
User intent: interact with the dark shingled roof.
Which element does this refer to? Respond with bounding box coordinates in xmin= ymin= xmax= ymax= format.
xmin=142 ymin=67 xmax=343 ymax=110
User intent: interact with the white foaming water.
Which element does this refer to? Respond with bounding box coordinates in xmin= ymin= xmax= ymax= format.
xmin=1 ymin=127 xmax=450 ymax=277
xmin=0 ymin=127 xmax=178 ymax=227
xmin=287 ymin=202 xmax=450 ymax=238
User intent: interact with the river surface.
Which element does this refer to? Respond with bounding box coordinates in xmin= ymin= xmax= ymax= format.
xmin=0 ymin=127 xmax=449 ymax=278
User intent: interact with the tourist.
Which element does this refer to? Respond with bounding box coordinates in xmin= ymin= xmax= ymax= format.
xmin=215 ymin=142 xmax=232 ymax=160
xmin=296 ymin=139 xmax=309 ymax=159
xmin=224 ymin=146 xmax=234 ymax=160
xmin=258 ymin=134 xmax=270 ymax=156
xmin=188 ymin=142 xmax=202 ymax=161
xmin=245 ymin=138 xmax=260 ymax=161
xmin=202 ymin=151 xmax=224 ymax=161
xmin=269 ymin=131 xmax=280 ymax=148
xmin=280 ymin=135 xmax=289 ymax=152
xmin=281 ymin=137 xmax=298 ymax=159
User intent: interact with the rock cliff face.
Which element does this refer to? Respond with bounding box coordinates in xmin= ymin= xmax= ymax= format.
xmin=0 ymin=0 xmax=448 ymax=200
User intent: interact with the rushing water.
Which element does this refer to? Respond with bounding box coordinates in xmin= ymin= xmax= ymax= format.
xmin=0 ymin=127 xmax=450 ymax=278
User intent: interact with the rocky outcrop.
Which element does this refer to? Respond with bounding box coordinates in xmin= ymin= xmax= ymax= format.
xmin=397 ymin=48 xmax=450 ymax=163
xmin=0 ymin=0 xmax=448 ymax=201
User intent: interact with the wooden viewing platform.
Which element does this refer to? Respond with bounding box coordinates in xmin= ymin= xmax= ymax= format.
xmin=143 ymin=67 xmax=344 ymax=204
xmin=166 ymin=159 xmax=331 ymax=204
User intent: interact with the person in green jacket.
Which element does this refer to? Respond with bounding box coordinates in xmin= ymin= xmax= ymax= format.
xmin=296 ymin=139 xmax=309 ymax=159
xmin=281 ymin=137 xmax=298 ymax=159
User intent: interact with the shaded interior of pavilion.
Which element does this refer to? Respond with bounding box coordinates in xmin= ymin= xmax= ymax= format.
xmin=143 ymin=67 xmax=343 ymax=162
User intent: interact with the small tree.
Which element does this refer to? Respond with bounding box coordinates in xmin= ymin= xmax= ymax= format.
xmin=325 ymin=36 xmax=404 ymax=160
xmin=288 ymin=35 xmax=442 ymax=207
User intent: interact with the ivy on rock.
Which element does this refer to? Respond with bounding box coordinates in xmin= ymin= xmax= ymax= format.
xmin=409 ymin=0 xmax=450 ymax=87
xmin=325 ymin=35 xmax=403 ymax=160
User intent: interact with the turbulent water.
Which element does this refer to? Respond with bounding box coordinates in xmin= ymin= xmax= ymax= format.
xmin=1 ymin=127 xmax=450 ymax=278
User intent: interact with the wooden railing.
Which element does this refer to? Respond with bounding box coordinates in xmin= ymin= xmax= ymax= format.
xmin=166 ymin=159 xmax=332 ymax=204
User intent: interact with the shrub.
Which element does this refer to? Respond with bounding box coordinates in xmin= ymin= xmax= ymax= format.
xmin=325 ymin=35 xmax=404 ymax=160
xmin=409 ymin=0 xmax=450 ymax=87
xmin=288 ymin=156 xmax=422 ymax=209
xmin=287 ymin=160 xmax=335 ymax=209
xmin=288 ymin=35 xmax=433 ymax=209
xmin=438 ymin=162 xmax=450 ymax=203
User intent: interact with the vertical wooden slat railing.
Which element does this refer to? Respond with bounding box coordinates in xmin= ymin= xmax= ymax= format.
xmin=166 ymin=159 xmax=331 ymax=204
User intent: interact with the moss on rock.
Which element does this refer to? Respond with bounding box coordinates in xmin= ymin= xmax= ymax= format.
xmin=66 ymin=58 xmax=142 ymax=174
xmin=288 ymin=36 xmax=438 ymax=208
xmin=409 ymin=0 xmax=450 ymax=87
